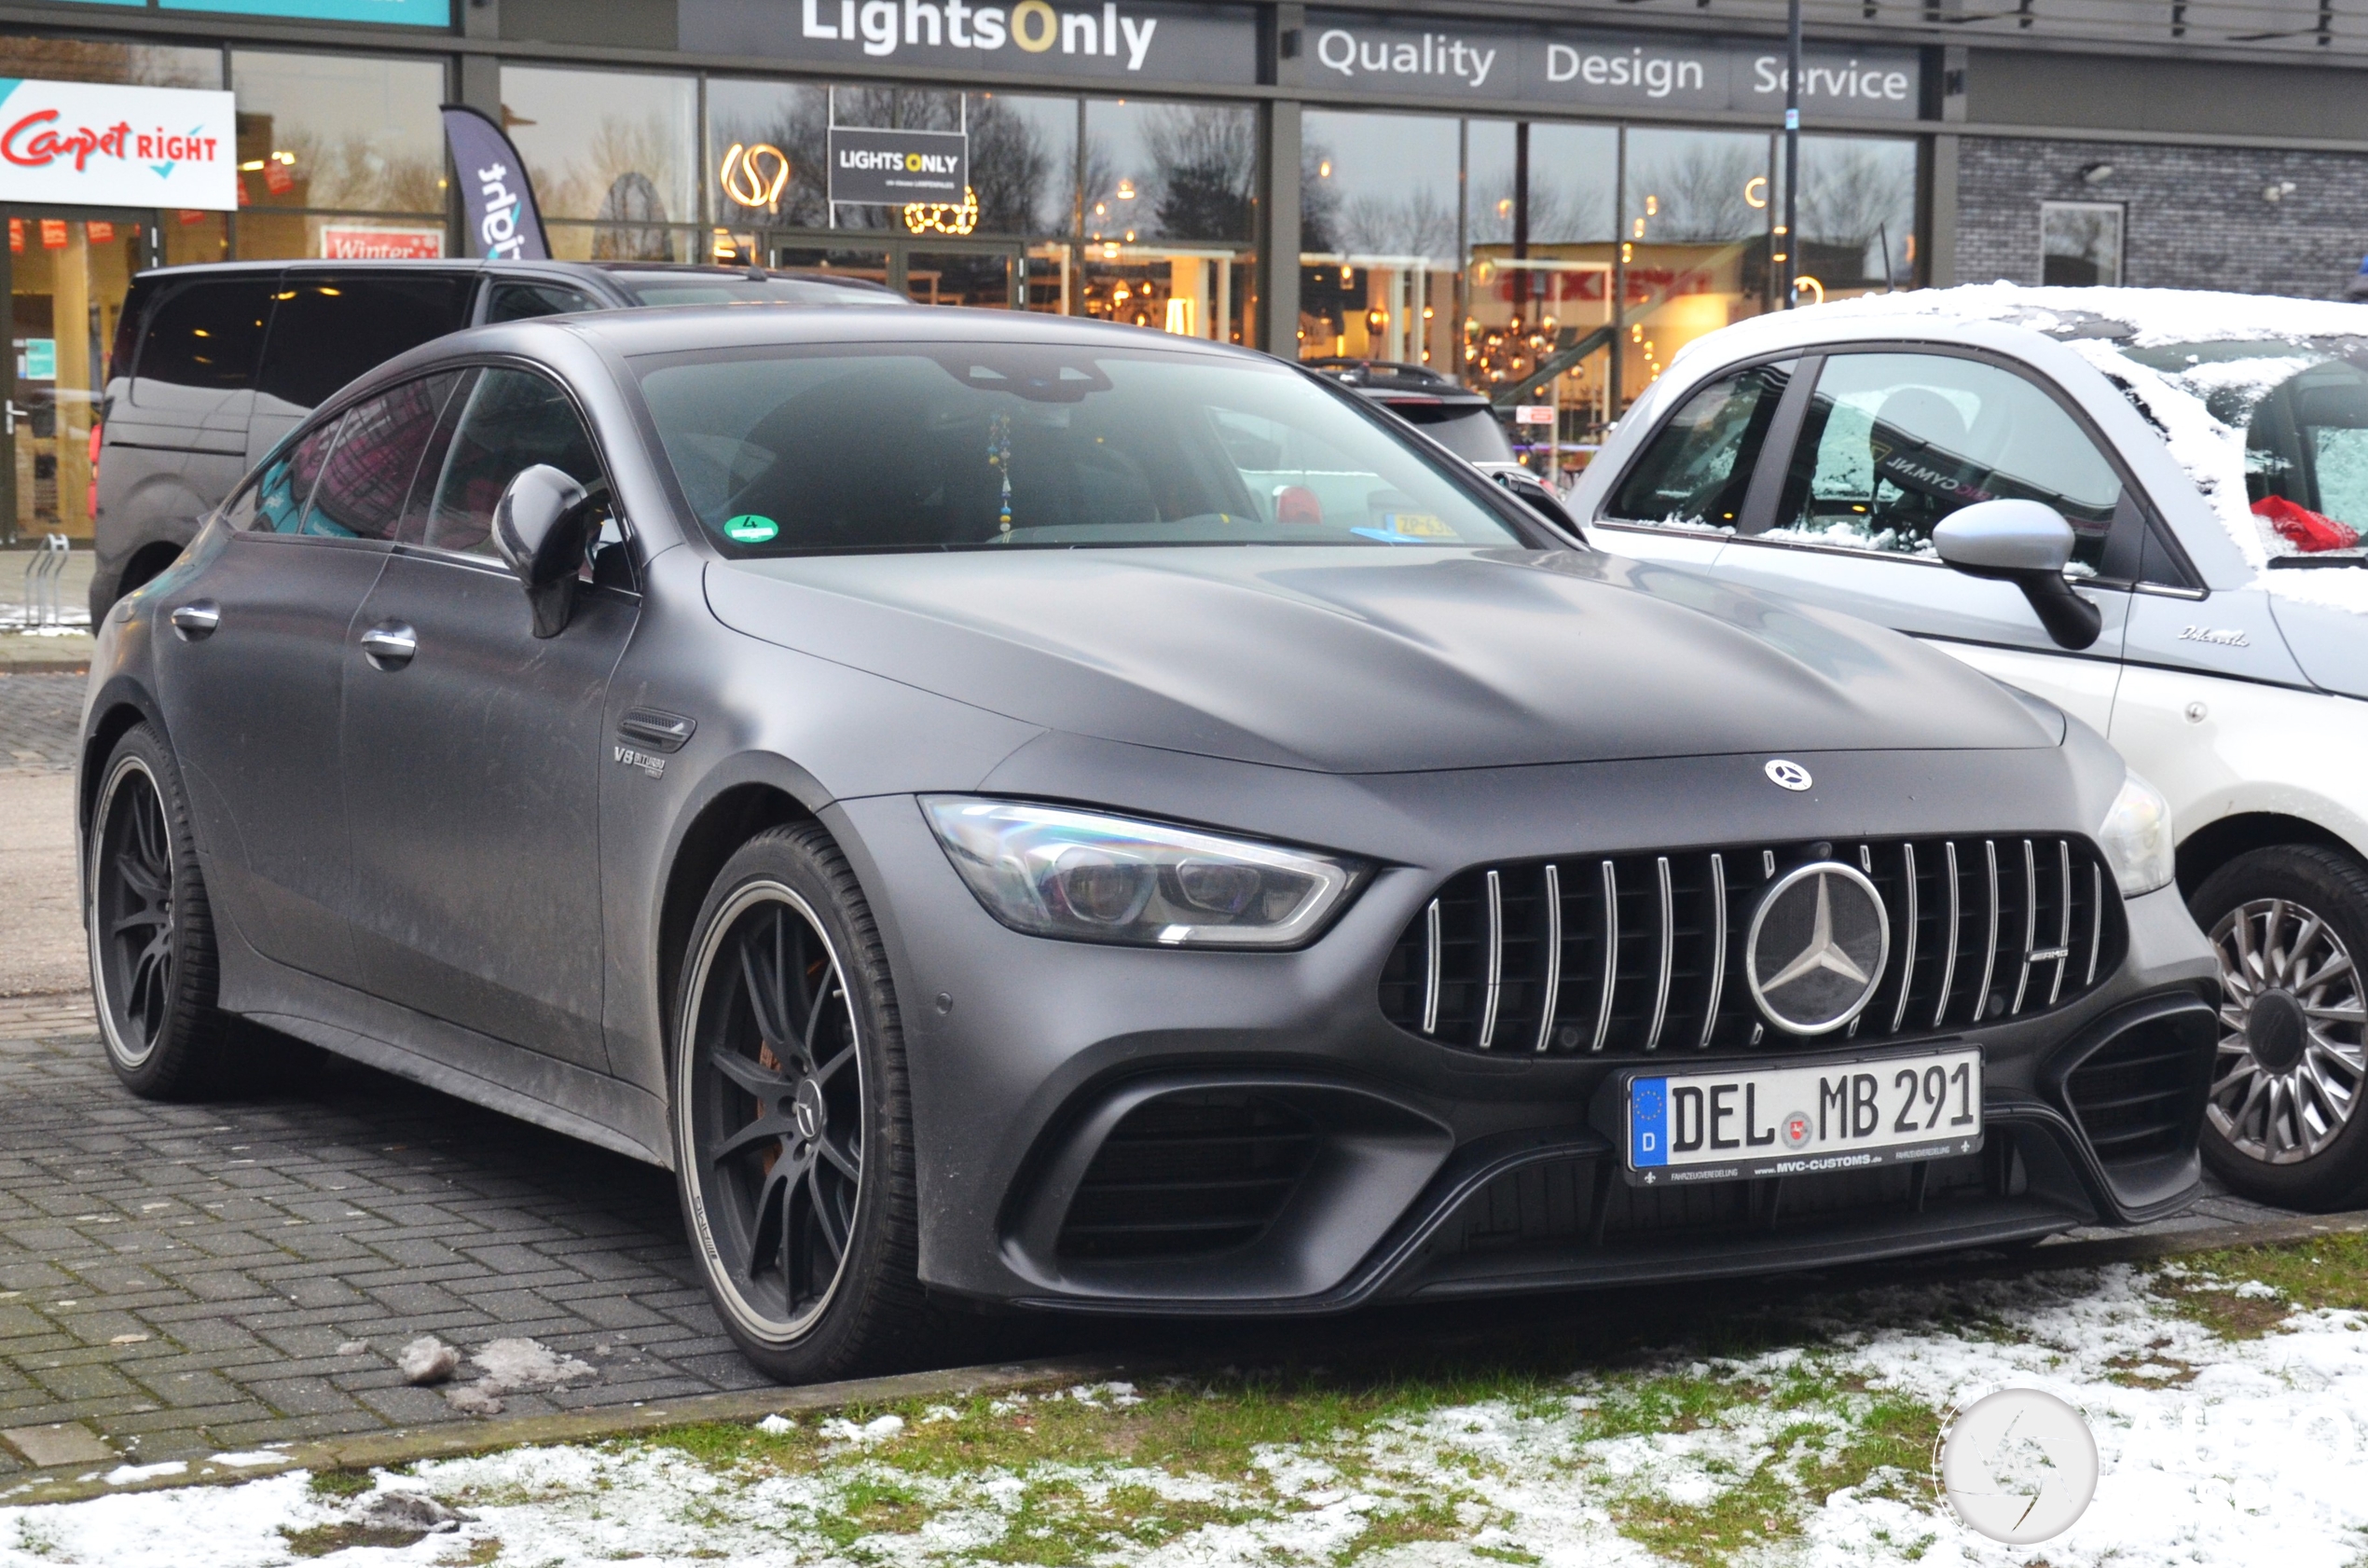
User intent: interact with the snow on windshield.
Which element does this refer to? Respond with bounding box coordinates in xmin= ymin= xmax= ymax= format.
xmin=1806 ymin=283 xmax=2368 ymax=609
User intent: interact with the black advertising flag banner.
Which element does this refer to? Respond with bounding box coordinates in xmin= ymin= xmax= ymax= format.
xmin=441 ymin=103 xmax=550 ymax=262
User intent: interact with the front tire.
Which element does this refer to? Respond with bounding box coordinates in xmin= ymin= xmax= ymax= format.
xmin=2191 ymin=846 xmax=2368 ymax=1212
xmin=87 ymin=723 xmax=234 ymax=1098
xmin=671 ymin=823 xmax=928 ymax=1382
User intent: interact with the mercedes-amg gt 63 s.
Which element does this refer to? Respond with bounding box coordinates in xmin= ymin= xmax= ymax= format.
xmin=81 ymin=306 xmax=2218 ymax=1381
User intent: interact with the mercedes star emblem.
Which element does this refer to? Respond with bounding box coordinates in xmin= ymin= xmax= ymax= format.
xmin=1745 ymin=860 xmax=1891 ymax=1035
xmin=1765 ymin=759 xmax=1813 ymax=791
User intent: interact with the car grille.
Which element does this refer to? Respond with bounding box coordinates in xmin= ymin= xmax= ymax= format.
xmin=1055 ymin=1091 xmax=1321 ymax=1261
xmin=1379 ymin=835 xmax=2122 ymax=1056
xmin=2065 ymin=1017 xmax=2209 ymax=1162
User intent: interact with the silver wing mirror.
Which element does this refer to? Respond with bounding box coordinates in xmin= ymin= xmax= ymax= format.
xmin=1933 ymin=499 xmax=2102 ymax=652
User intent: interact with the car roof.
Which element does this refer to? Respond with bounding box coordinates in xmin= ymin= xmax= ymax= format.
xmin=481 ymin=304 xmax=1270 ymax=360
xmin=122 ymin=256 xmax=898 ymax=296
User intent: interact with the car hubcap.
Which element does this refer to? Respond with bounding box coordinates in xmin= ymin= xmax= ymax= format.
xmin=92 ymin=760 xmax=174 ymax=1069
xmin=2207 ymin=896 xmax=2367 ymax=1164
xmin=683 ymin=885 xmax=863 ymax=1340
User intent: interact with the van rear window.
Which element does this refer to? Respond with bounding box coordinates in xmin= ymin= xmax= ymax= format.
xmin=134 ymin=279 xmax=272 ymax=392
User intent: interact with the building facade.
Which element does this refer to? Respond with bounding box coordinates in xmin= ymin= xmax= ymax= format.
xmin=0 ymin=0 xmax=2359 ymax=541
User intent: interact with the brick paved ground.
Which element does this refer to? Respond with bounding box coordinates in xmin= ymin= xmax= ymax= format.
xmin=0 ymin=992 xmax=773 ymax=1476
xmin=0 ymin=673 xmax=79 ymax=772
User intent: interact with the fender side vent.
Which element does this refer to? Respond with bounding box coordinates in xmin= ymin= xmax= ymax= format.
xmin=1056 ymin=1092 xmax=1320 ymax=1262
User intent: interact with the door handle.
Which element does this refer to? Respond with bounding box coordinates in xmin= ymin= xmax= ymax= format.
xmin=359 ymin=621 xmax=418 ymax=669
xmin=169 ymin=600 xmax=219 ymax=640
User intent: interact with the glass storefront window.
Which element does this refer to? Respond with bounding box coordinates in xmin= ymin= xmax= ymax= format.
xmin=1620 ymin=128 xmax=1774 ymax=395
xmin=230 ymin=51 xmax=447 ymax=218
xmin=708 ymin=81 xmax=1074 ymax=240
xmin=1301 ymin=110 xmax=1458 ymax=367
xmin=1080 ymin=100 xmax=1254 ymax=343
xmin=1799 ymin=136 xmax=1918 ymax=296
xmin=502 ymin=66 xmax=699 ymax=260
xmin=8 ymin=219 xmax=145 ymax=543
xmin=0 ymin=34 xmax=218 ymax=89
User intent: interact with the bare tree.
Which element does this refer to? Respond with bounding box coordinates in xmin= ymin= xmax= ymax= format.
xmin=1633 ymin=141 xmax=1764 ymax=242
xmin=1141 ymin=103 xmax=1256 ymax=242
xmin=1799 ymin=140 xmax=1914 ymax=249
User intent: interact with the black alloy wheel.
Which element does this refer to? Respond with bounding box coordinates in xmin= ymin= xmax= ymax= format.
xmin=88 ymin=724 xmax=232 ymax=1098
xmin=673 ymin=824 xmax=926 ymax=1381
xmin=2192 ymin=845 xmax=2368 ymax=1212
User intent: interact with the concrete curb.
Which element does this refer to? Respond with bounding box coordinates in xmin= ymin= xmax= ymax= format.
xmin=6 ymin=1206 xmax=2364 ymax=1510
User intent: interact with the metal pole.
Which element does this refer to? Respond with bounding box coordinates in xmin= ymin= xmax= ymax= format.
xmin=1782 ymin=0 xmax=1801 ymax=308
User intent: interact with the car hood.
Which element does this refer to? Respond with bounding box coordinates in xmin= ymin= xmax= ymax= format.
xmin=704 ymin=547 xmax=2058 ymax=774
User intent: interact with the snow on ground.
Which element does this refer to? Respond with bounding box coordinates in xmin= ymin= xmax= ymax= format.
xmin=1 ymin=1262 xmax=2362 ymax=1567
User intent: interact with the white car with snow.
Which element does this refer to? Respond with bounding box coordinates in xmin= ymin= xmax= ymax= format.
xmin=1564 ymin=284 xmax=2368 ymax=1213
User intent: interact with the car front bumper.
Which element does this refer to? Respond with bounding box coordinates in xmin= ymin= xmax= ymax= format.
xmin=831 ymin=745 xmax=2220 ymax=1314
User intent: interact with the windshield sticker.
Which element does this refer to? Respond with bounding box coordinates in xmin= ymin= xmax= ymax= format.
xmin=723 ymin=514 xmax=779 ymax=544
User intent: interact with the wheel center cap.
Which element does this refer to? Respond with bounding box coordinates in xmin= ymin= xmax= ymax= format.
xmin=791 ymin=1079 xmax=825 ymax=1142
xmin=2246 ymin=988 xmax=2310 ymax=1075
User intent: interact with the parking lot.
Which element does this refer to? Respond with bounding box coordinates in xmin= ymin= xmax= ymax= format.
xmin=0 ymin=667 xmax=2298 ymax=1488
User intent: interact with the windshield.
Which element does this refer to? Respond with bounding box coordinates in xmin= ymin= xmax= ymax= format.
xmin=1390 ymin=402 xmax=1517 ymax=462
xmin=608 ymin=271 xmax=893 ymax=308
xmin=2119 ymin=337 xmax=2368 ymax=557
xmin=635 ymin=343 xmax=1530 ymax=554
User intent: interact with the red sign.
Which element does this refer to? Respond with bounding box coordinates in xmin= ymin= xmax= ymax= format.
xmin=86 ymin=220 xmax=113 ymax=243
xmin=262 ymin=158 xmax=294 ymax=196
xmin=320 ymin=227 xmax=445 ymax=260
xmin=38 ymin=218 xmax=66 ymax=249
xmin=7 ymin=218 xmax=19 ymax=254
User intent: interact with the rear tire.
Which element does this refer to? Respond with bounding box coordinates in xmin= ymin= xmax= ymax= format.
xmin=671 ymin=822 xmax=929 ymax=1382
xmin=2190 ymin=845 xmax=2368 ymax=1212
xmin=87 ymin=723 xmax=235 ymax=1098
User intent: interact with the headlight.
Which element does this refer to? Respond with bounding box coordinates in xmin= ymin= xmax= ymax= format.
xmin=922 ymin=797 xmax=1363 ymax=948
xmin=2097 ymin=771 xmax=2175 ymax=897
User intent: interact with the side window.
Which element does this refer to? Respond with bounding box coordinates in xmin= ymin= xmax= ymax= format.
xmin=486 ymin=282 xmax=600 ymax=323
xmin=417 ymin=368 xmax=603 ymax=557
xmin=131 ymin=279 xmax=273 ymax=396
xmin=300 ymin=374 xmax=463 ymax=541
xmin=255 ymin=274 xmax=475 ymax=413
xmin=233 ymin=417 xmax=342 ymax=533
xmin=1604 ymin=362 xmax=1795 ymax=530
xmin=1769 ymin=352 xmax=2121 ymax=573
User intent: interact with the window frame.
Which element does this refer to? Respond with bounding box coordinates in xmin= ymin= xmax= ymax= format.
xmin=1593 ymin=354 xmax=1803 ymax=539
xmin=1605 ymin=339 xmax=2198 ymax=592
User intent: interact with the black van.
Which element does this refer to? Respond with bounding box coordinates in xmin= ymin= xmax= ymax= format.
xmin=91 ymin=259 xmax=899 ymax=618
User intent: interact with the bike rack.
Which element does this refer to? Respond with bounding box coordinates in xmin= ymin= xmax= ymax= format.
xmin=20 ymin=533 xmax=68 ymax=627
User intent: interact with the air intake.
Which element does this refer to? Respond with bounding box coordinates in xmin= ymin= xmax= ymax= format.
xmin=2066 ymin=1014 xmax=2211 ymax=1162
xmin=1379 ymin=835 xmax=2121 ymax=1056
xmin=1054 ymin=1091 xmax=1321 ymax=1261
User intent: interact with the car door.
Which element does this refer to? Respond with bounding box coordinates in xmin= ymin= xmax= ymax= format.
xmin=337 ymin=365 xmax=637 ymax=1072
xmin=1586 ymin=357 xmax=1797 ymax=574
xmin=149 ymin=406 xmax=386 ymax=987
xmin=246 ymin=271 xmax=477 ymax=471
xmin=1707 ymin=349 xmax=2138 ymax=736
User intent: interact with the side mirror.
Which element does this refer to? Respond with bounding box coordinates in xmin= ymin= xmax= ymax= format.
xmin=1490 ymin=468 xmax=1579 ymax=531
xmin=493 ymin=463 xmax=593 ymax=639
xmin=1933 ymin=499 xmax=2103 ymax=652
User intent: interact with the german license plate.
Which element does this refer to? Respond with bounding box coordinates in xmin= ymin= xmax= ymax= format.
xmin=1623 ymin=1047 xmax=1983 ymax=1186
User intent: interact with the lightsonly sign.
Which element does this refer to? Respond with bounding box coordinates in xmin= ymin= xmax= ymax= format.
xmin=0 ymin=78 xmax=237 ymax=210
xmin=827 ymin=127 xmax=968 ymax=206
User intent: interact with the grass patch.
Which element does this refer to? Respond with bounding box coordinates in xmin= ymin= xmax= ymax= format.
xmin=2159 ymin=1231 xmax=2368 ymax=1340
xmin=434 ymin=1541 xmax=502 ymax=1567
xmin=280 ymin=1521 xmax=429 ymax=1558
xmin=304 ymin=1468 xmax=374 ymax=1499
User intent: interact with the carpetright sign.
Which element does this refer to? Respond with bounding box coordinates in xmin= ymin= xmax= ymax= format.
xmin=0 ymin=78 xmax=237 ymax=210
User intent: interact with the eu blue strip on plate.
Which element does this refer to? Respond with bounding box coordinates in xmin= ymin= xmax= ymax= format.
xmin=1630 ymin=1076 xmax=1669 ymax=1167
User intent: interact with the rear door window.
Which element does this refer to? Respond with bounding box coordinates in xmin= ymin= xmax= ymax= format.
xmin=300 ymin=374 xmax=464 ymax=540
xmin=226 ymin=416 xmax=341 ymax=534
xmin=131 ymin=279 xmax=273 ymax=398
xmin=255 ymin=274 xmax=475 ymax=414
xmin=1604 ymin=362 xmax=1795 ymax=531
xmin=1767 ymin=351 xmax=2121 ymax=573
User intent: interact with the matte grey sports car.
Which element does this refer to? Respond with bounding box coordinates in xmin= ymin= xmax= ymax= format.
xmin=80 ymin=306 xmax=2220 ymax=1381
